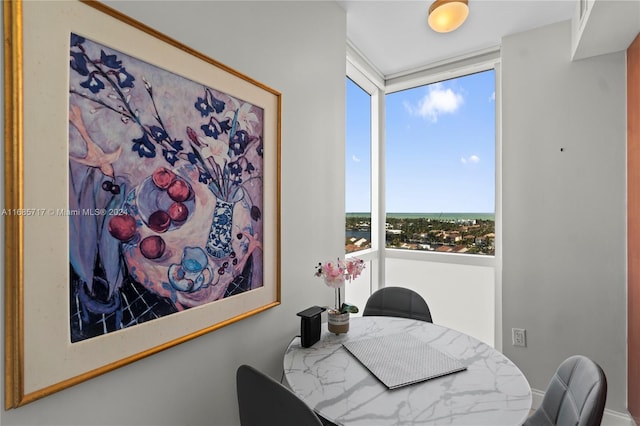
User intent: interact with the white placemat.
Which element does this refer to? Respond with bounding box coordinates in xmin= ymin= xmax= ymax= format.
xmin=342 ymin=332 xmax=467 ymax=389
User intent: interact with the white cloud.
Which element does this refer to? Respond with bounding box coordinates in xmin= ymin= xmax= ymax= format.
xmin=461 ymin=155 xmax=480 ymax=164
xmin=352 ymin=155 xmax=361 ymax=163
xmin=405 ymin=83 xmax=464 ymax=122
xmin=489 ymin=91 xmax=495 ymax=102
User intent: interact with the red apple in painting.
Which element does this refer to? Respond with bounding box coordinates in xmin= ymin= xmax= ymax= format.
xmin=168 ymin=202 xmax=189 ymax=223
xmin=107 ymin=214 xmax=137 ymax=242
xmin=152 ymin=167 xmax=176 ymax=189
xmin=167 ymin=178 xmax=191 ymax=202
xmin=139 ymin=235 xmax=166 ymax=259
xmin=148 ymin=210 xmax=171 ymax=233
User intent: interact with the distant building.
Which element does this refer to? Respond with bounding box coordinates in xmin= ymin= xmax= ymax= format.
xmin=354 ymin=238 xmax=368 ymax=247
xmin=400 ymin=243 xmax=417 ymax=250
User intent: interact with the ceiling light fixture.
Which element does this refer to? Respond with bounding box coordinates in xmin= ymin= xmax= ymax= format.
xmin=428 ymin=0 xmax=469 ymax=33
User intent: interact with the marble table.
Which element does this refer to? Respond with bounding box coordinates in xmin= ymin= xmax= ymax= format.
xmin=283 ymin=316 xmax=532 ymax=426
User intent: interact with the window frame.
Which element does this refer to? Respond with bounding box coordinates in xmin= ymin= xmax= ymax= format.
xmin=345 ymin=76 xmax=373 ymax=255
xmin=385 ymin=64 xmax=499 ymax=267
xmin=346 ymin=54 xmax=383 ymax=277
xmin=347 ymin=48 xmax=501 ymax=269
xmin=346 ymin=48 xmax=503 ymax=346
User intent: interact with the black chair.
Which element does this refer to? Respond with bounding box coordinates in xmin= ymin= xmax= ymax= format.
xmin=524 ymin=355 xmax=607 ymax=426
xmin=236 ymin=364 xmax=323 ymax=426
xmin=362 ymin=286 xmax=433 ymax=323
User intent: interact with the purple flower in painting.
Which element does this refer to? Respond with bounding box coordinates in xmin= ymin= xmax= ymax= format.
xmin=162 ymin=149 xmax=179 ymax=165
xmin=195 ymin=96 xmax=214 ymax=117
xmin=229 ymin=130 xmax=248 ymax=155
xmin=219 ymin=118 xmax=232 ymax=134
xmin=209 ymin=94 xmax=225 ymax=114
xmin=70 ymin=34 xmax=85 ymax=47
xmin=198 ymin=170 xmax=212 ymax=184
xmin=116 ymin=67 xmax=135 ymax=88
xmin=132 ymin=133 xmax=156 ymax=158
xmin=150 ymin=125 xmax=168 ymax=143
xmin=201 ymin=117 xmax=232 ymax=139
xmin=228 ymin=161 xmax=242 ymax=176
xmin=169 ymin=139 xmax=183 ymax=151
xmin=195 ymin=90 xmax=227 ymax=117
xmin=70 ymin=51 xmax=90 ymax=76
xmin=187 ymin=152 xmax=199 ymax=165
xmin=201 ymin=119 xmax=221 ymax=139
xmin=100 ymin=50 xmax=122 ymax=69
xmin=80 ymin=74 xmax=105 ymax=94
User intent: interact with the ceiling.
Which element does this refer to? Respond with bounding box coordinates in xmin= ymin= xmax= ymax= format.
xmin=336 ymin=0 xmax=576 ymax=78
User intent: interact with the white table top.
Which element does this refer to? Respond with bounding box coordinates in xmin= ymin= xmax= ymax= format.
xmin=283 ymin=316 xmax=532 ymax=426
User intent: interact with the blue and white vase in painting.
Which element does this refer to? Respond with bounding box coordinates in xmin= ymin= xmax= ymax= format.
xmin=206 ymin=198 xmax=235 ymax=258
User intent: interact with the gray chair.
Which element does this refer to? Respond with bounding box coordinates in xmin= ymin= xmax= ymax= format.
xmin=362 ymin=286 xmax=433 ymax=323
xmin=524 ymin=355 xmax=607 ymax=426
xmin=236 ymin=364 xmax=323 ymax=426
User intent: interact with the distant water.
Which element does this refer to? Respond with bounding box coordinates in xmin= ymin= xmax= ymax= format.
xmin=347 ymin=212 xmax=495 ymax=221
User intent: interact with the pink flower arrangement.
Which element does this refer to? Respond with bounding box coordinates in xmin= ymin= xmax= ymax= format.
xmin=315 ymin=257 xmax=365 ymax=313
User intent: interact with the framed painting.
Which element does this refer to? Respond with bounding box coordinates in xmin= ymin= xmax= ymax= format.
xmin=4 ymin=0 xmax=281 ymax=408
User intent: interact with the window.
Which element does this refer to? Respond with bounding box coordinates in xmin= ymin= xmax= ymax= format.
xmin=385 ymin=70 xmax=495 ymax=255
xmin=345 ymin=77 xmax=372 ymax=253
xmin=345 ymin=58 xmax=499 ymax=343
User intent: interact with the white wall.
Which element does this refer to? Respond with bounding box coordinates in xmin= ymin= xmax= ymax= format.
xmin=502 ymin=20 xmax=627 ymax=414
xmin=1 ymin=1 xmax=346 ymax=425
xmin=385 ymin=257 xmax=495 ymax=346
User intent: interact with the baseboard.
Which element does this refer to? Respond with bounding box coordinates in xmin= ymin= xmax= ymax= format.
xmin=531 ymin=388 xmax=634 ymax=426
xmin=531 ymin=388 xmax=545 ymax=410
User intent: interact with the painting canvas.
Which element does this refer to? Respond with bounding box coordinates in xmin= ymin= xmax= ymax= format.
xmin=5 ymin=0 xmax=280 ymax=408
xmin=68 ymin=34 xmax=264 ymax=342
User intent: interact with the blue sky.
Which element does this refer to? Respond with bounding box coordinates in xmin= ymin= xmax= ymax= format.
xmin=346 ymin=69 xmax=495 ymax=213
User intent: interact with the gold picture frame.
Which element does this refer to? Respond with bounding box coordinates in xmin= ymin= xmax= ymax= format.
xmin=4 ymin=0 xmax=281 ymax=408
